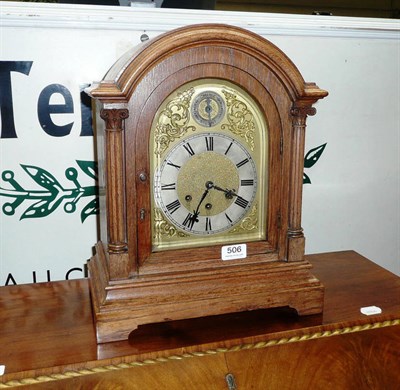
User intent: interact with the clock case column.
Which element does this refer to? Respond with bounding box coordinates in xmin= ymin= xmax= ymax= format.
xmin=99 ymin=108 xmax=131 ymax=280
xmin=287 ymin=104 xmax=318 ymax=261
xmin=87 ymin=24 xmax=328 ymax=343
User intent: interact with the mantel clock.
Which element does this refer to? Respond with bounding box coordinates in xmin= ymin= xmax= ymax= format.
xmin=87 ymin=24 xmax=328 ymax=343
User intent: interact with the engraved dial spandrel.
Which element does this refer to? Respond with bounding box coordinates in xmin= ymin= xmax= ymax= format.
xmin=191 ymin=91 xmax=225 ymax=127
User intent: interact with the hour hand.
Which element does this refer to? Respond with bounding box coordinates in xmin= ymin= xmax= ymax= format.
xmin=208 ymin=182 xmax=238 ymax=199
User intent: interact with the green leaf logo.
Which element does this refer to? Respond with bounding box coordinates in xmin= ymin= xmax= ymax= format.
xmin=304 ymin=143 xmax=327 ymax=184
xmin=0 ymin=161 xmax=99 ymax=222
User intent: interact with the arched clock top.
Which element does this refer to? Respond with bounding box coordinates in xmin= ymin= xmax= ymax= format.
xmin=88 ymin=24 xmax=327 ymax=104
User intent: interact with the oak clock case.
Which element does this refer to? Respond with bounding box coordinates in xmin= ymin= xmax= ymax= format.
xmin=87 ymin=24 xmax=328 ymax=343
xmin=151 ymin=79 xmax=267 ymax=252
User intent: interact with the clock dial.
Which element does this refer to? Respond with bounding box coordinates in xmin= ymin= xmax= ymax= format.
xmin=191 ymin=91 xmax=225 ymax=127
xmin=154 ymin=133 xmax=257 ymax=235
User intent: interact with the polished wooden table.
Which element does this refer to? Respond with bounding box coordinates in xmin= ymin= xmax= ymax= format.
xmin=1 ymin=251 xmax=399 ymax=389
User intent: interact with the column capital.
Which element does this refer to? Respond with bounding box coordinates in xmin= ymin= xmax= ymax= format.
xmin=100 ymin=108 xmax=129 ymax=131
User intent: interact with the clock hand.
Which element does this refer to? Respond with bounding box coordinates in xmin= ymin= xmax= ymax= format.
xmin=196 ymin=188 xmax=210 ymax=213
xmin=189 ymin=188 xmax=209 ymax=229
xmin=207 ymin=182 xmax=239 ymax=199
xmin=205 ymin=97 xmax=213 ymax=127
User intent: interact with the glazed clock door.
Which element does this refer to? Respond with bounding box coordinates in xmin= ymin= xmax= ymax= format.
xmin=133 ymin=75 xmax=281 ymax=270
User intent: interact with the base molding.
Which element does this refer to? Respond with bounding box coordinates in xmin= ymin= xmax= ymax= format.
xmin=89 ymin=243 xmax=324 ymax=343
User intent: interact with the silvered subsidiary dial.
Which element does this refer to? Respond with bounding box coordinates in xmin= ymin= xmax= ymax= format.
xmin=191 ymin=91 xmax=225 ymax=127
xmin=154 ymin=133 xmax=257 ymax=235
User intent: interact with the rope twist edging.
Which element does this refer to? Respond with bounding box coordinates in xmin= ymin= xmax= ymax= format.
xmin=1 ymin=318 xmax=399 ymax=388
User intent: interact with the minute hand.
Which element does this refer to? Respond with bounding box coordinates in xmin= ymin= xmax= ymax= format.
xmin=195 ymin=189 xmax=209 ymax=214
xmin=188 ymin=189 xmax=209 ymax=229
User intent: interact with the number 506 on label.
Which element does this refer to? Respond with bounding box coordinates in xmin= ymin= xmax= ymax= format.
xmin=221 ymin=244 xmax=247 ymax=261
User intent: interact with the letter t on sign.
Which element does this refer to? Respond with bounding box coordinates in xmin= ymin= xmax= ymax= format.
xmin=0 ymin=61 xmax=33 ymax=139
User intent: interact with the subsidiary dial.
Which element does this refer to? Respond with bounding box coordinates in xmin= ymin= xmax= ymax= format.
xmin=191 ymin=91 xmax=225 ymax=127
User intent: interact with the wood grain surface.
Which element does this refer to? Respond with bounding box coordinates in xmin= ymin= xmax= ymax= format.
xmin=1 ymin=250 xmax=399 ymax=388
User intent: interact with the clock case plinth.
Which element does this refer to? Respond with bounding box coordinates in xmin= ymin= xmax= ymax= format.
xmin=87 ymin=24 xmax=328 ymax=344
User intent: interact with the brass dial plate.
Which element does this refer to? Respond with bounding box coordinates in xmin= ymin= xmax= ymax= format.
xmin=150 ymin=79 xmax=268 ymax=251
